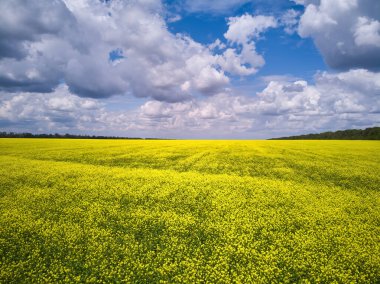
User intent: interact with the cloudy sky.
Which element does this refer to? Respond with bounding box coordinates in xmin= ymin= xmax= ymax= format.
xmin=0 ymin=0 xmax=379 ymax=139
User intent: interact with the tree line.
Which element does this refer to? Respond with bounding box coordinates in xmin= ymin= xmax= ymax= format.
xmin=271 ymin=127 xmax=380 ymax=140
xmin=0 ymin=132 xmax=161 ymax=140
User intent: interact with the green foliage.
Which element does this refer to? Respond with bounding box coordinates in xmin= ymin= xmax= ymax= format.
xmin=271 ymin=127 xmax=380 ymax=140
xmin=0 ymin=139 xmax=379 ymax=283
xmin=0 ymin=131 xmax=150 ymax=139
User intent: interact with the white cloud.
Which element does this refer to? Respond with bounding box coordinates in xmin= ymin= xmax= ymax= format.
xmin=218 ymin=14 xmax=277 ymax=76
xmin=1 ymin=69 xmax=379 ymax=138
xmin=255 ymin=69 xmax=380 ymax=121
xmin=0 ymin=0 xmax=278 ymax=103
xmin=0 ymin=0 xmax=223 ymax=102
xmin=1 ymin=0 xmax=378 ymax=138
xmin=0 ymin=84 xmax=103 ymax=132
xmin=218 ymin=49 xmax=259 ymax=76
xmin=208 ymin=39 xmax=226 ymax=51
xmin=354 ymin=17 xmax=380 ymax=47
xmin=280 ymin=9 xmax=301 ymax=34
xmin=224 ymin=14 xmax=277 ymax=44
xmin=255 ymin=80 xmax=320 ymax=115
xmin=297 ymin=0 xmax=380 ymax=70
xmin=106 ymin=69 xmax=380 ymax=138
xmin=166 ymin=14 xmax=182 ymax=23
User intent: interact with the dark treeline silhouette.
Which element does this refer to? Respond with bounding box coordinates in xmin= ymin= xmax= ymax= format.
xmin=0 ymin=132 xmax=161 ymax=140
xmin=271 ymin=127 xmax=380 ymax=140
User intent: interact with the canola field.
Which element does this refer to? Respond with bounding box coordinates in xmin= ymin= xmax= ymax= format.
xmin=0 ymin=138 xmax=379 ymax=283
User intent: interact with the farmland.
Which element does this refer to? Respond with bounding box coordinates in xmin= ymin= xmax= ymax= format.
xmin=0 ymin=139 xmax=379 ymax=283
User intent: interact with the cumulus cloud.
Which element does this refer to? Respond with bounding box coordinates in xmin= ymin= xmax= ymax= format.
xmin=255 ymin=69 xmax=380 ymax=127
xmin=0 ymin=0 xmax=279 ymax=102
xmin=298 ymin=0 xmax=380 ymax=70
xmin=0 ymin=0 xmax=75 ymax=60
xmin=280 ymin=9 xmax=301 ymax=34
xmin=0 ymin=84 xmax=103 ymax=131
xmin=224 ymin=14 xmax=277 ymax=44
xmin=1 ymin=69 xmax=379 ymax=138
xmin=0 ymin=0 xmax=281 ymax=103
xmin=0 ymin=0 xmax=233 ymax=102
xmin=132 ymin=93 xmax=255 ymax=135
xmin=130 ymin=69 xmax=380 ymax=137
xmin=79 ymin=69 xmax=377 ymax=138
xmin=1 ymin=0 xmax=377 ymax=138
xmin=354 ymin=17 xmax=380 ymax=48
xmin=257 ymin=69 xmax=379 ymax=133
xmin=218 ymin=14 xmax=277 ymax=76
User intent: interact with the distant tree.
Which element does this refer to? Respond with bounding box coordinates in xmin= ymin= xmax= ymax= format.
xmin=271 ymin=127 xmax=380 ymax=140
xmin=0 ymin=131 xmax=163 ymax=140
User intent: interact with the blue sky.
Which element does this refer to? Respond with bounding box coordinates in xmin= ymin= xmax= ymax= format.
xmin=0 ymin=0 xmax=379 ymax=138
xmin=168 ymin=4 xmax=326 ymax=79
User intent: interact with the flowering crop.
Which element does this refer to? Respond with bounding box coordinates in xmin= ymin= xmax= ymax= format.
xmin=0 ymin=139 xmax=379 ymax=283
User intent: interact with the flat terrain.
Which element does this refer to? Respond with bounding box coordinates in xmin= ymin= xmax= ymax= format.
xmin=0 ymin=139 xmax=379 ymax=283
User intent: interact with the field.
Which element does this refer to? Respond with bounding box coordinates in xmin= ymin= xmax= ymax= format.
xmin=0 ymin=139 xmax=379 ymax=283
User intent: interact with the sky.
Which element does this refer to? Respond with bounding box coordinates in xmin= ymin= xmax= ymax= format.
xmin=0 ymin=0 xmax=379 ymax=139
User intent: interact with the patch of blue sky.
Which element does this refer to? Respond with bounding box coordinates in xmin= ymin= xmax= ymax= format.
xmin=168 ymin=4 xmax=326 ymax=83
xmin=108 ymin=48 xmax=124 ymax=62
xmin=255 ymin=29 xmax=327 ymax=80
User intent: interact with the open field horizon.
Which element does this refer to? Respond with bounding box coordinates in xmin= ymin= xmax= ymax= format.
xmin=1 ymin=0 xmax=380 ymax=282
xmin=1 ymin=139 xmax=379 ymax=283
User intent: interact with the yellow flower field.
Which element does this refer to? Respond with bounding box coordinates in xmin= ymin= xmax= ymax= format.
xmin=0 ymin=139 xmax=379 ymax=283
